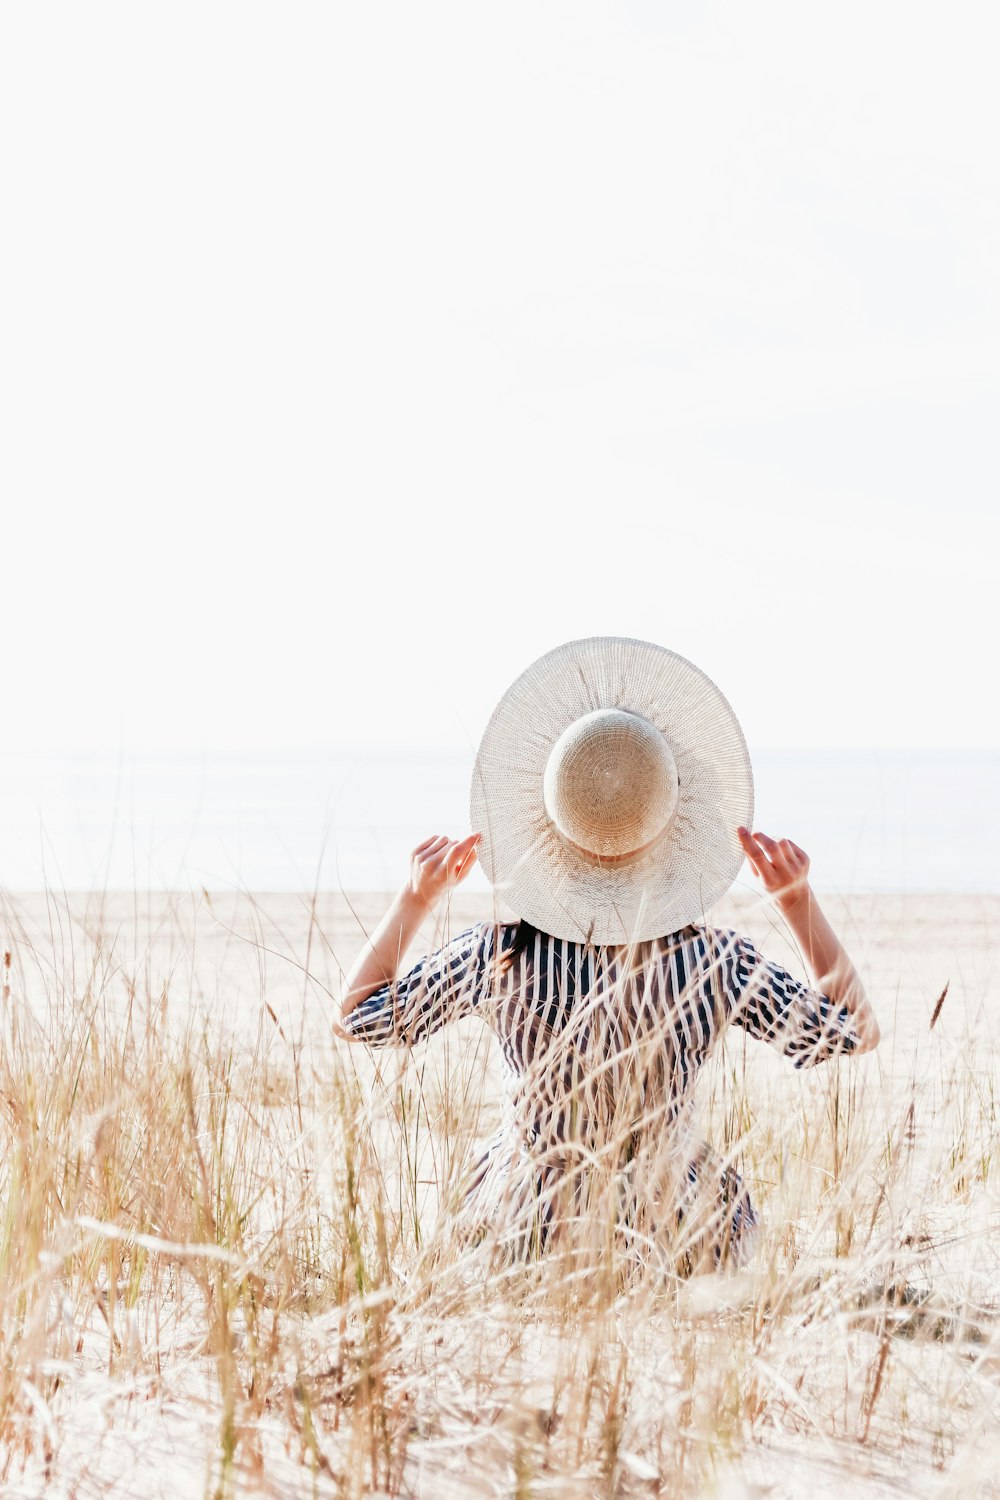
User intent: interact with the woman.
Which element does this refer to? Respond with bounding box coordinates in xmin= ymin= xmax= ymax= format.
xmin=338 ymin=638 xmax=880 ymax=1274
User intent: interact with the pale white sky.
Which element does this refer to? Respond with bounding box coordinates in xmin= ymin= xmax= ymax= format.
xmin=2 ymin=0 xmax=997 ymax=755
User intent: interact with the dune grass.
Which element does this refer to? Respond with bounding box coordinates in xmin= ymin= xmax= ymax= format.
xmin=1 ymin=887 xmax=998 ymax=1498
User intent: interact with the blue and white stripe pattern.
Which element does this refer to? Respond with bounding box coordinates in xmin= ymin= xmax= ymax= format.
xmin=344 ymin=921 xmax=860 ymax=1267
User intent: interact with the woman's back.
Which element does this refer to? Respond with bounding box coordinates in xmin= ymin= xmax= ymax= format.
xmin=342 ymin=916 xmax=861 ymax=1265
xmin=339 ymin=636 xmax=879 ymax=1268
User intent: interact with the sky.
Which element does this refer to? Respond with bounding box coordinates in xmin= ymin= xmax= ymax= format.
xmin=2 ymin=0 xmax=997 ymax=758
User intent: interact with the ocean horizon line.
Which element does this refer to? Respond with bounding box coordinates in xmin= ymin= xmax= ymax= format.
xmin=1 ymin=747 xmax=997 ymax=894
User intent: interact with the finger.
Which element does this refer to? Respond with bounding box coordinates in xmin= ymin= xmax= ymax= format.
xmin=753 ymin=832 xmax=779 ymax=859
xmin=418 ymin=836 xmax=449 ymax=861
xmin=454 ymin=836 xmax=478 ymax=860
xmin=413 ymin=834 xmax=440 ymax=853
xmin=786 ymin=840 xmax=808 ymax=861
xmin=738 ymin=828 xmax=766 ymax=867
xmin=445 ymin=834 xmax=480 ymax=869
xmin=454 ymin=846 xmax=479 ymax=879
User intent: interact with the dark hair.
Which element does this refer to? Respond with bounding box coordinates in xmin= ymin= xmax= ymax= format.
xmin=496 ymin=916 xmax=605 ymax=976
xmin=496 ymin=918 xmax=540 ymax=975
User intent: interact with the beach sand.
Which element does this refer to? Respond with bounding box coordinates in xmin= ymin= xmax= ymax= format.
xmin=8 ymin=885 xmax=995 ymax=1046
xmin=2 ymin=889 xmax=999 ymax=1497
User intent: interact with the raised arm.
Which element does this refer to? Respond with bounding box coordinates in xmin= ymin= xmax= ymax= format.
xmin=339 ymin=832 xmax=481 ymax=1030
xmin=737 ymin=828 xmax=881 ymax=1054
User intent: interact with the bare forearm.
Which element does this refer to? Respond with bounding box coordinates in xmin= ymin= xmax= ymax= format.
xmin=778 ymin=885 xmax=881 ymax=1052
xmin=340 ymin=886 xmax=429 ymax=1022
xmin=738 ymin=829 xmax=881 ymax=1055
xmin=338 ymin=831 xmax=482 ymax=1029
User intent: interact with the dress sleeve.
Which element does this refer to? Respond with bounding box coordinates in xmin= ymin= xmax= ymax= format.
xmin=341 ymin=921 xmax=492 ymax=1047
xmin=713 ymin=928 xmax=861 ymax=1068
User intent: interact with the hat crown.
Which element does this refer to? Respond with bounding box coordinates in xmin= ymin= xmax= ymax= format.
xmin=542 ymin=708 xmax=679 ymax=860
xmin=470 ymin=636 xmax=754 ymax=942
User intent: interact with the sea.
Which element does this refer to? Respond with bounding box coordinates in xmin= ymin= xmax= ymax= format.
xmin=0 ymin=748 xmax=996 ymax=895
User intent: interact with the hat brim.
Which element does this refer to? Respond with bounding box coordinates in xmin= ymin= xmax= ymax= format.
xmin=469 ymin=637 xmax=754 ymax=943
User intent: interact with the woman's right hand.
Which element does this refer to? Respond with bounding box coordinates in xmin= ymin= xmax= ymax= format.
xmin=408 ymin=832 xmax=481 ymax=908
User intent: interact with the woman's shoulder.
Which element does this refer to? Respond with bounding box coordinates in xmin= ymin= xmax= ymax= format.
xmin=658 ymin=924 xmax=759 ymax=965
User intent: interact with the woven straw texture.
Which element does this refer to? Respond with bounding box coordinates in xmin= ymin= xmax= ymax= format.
xmin=470 ymin=637 xmax=754 ymax=943
xmin=542 ymin=707 xmax=679 ymax=858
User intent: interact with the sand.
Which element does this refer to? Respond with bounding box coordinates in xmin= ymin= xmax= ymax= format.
xmin=2 ymin=888 xmax=999 ymax=1498
xmin=7 ymin=885 xmax=995 ymax=1046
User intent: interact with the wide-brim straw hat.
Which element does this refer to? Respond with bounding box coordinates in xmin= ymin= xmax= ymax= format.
xmin=470 ymin=637 xmax=754 ymax=944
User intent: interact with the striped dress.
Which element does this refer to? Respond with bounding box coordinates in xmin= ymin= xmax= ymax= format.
xmin=343 ymin=921 xmax=860 ymax=1271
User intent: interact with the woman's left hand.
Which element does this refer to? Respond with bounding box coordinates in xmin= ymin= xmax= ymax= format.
xmin=738 ymin=827 xmax=810 ymax=906
xmin=408 ymin=832 xmax=482 ymax=908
